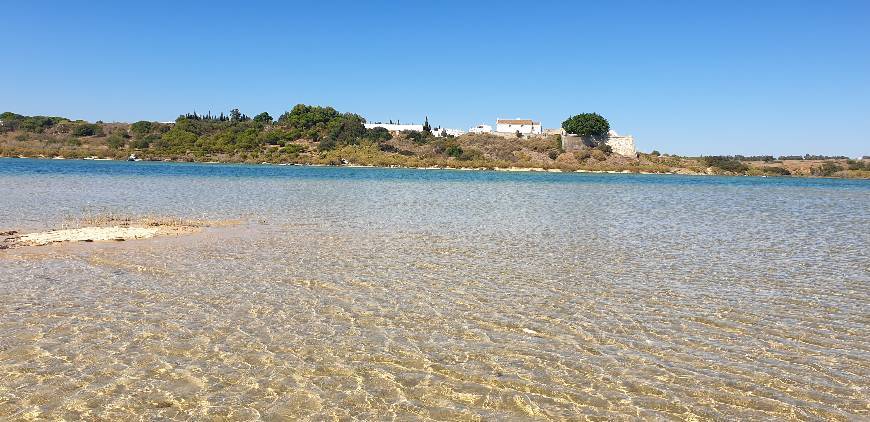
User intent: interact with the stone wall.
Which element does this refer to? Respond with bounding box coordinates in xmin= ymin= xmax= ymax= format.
xmin=604 ymin=135 xmax=636 ymax=157
xmin=561 ymin=134 xmax=636 ymax=157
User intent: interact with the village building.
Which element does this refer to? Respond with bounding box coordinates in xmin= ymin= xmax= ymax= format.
xmin=433 ymin=127 xmax=466 ymax=137
xmin=469 ymin=124 xmax=493 ymax=134
xmin=364 ymin=122 xmax=425 ymax=132
xmin=364 ymin=122 xmax=464 ymax=137
xmin=496 ymin=119 xmax=542 ymax=135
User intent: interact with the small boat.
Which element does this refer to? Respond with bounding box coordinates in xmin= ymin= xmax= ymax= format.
xmin=127 ymin=154 xmax=142 ymax=162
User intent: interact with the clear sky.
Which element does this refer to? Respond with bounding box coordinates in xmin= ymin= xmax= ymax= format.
xmin=2 ymin=0 xmax=868 ymax=156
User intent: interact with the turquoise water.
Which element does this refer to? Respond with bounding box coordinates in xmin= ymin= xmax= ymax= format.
xmin=1 ymin=158 xmax=868 ymax=419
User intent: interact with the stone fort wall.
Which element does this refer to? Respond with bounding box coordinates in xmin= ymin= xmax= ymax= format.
xmin=562 ymin=134 xmax=636 ymax=157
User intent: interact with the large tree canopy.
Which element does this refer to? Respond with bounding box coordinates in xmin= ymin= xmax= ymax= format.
xmin=561 ymin=113 xmax=610 ymax=137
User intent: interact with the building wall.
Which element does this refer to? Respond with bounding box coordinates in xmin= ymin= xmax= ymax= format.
xmin=562 ymin=134 xmax=637 ymax=157
xmin=495 ymin=123 xmax=541 ymax=134
xmin=469 ymin=124 xmax=492 ymax=134
xmin=605 ymin=136 xmax=637 ymax=157
xmin=364 ymin=123 xmax=424 ymax=132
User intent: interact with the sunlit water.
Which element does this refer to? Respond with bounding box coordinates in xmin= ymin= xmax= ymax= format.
xmin=0 ymin=158 xmax=868 ymax=420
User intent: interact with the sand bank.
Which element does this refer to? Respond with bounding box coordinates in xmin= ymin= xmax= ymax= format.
xmin=0 ymin=217 xmax=208 ymax=249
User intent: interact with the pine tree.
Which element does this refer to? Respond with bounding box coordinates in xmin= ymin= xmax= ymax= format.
xmin=423 ymin=116 xmax=431 ymax=133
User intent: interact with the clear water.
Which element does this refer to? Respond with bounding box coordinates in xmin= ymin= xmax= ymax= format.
xmin=1 ymin=158 xmax=868 ymax=420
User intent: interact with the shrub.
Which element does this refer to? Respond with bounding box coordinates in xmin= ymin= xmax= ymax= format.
xmin=590 ymin=149 xmax=607 ymax=161
xmin=106 ymin=134 xmax=125 ymax=149
xmin=547 ymin=149 xmax=560 ymax=160
xmin=574 ymin=149 xmax=591 ymax=161
xmin=847 ymin=160 xmax=869 ymax=170
xmin=365 ymin=126 xmax=392 ymax=142
xmin=810 ymin=161 xmax=843 ymax=176
xmin=761 ymin=166 xmax=791 ymax=176
xmin=650 ymin=150 xmax=661 ymax=156
xmin=596 ymin=143 xmax=613 ymax=155
xmin=72 ymin=123 xmax=103 ymax=137
xmin=702 ymin=156 xmax=749 ymax=173
xmin=283 ymin=143 xmax=306 ymax=154
xmin=459 ymin=148 xmax=483 ymax=161
xmin=445 ymin=144 xmax=463 ymax=158
xmin=130 ymin=121 xmax=153 ymax=136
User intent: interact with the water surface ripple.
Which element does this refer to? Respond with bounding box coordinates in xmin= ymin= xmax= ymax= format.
xmin=0 ymin=159 xmax=868 ymax=420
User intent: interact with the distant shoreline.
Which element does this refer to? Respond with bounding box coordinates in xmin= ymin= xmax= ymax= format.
xmin=5 ymin=155 xmax=868 ymax=180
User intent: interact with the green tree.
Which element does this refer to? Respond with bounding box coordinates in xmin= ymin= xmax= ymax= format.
xmin=445 ymin=144 xmax=463 ymax=158
xmin=562 ymin=113 xmax=610 ymax=139
xmin=72 ymin=123 xmax=103 ymax=137
xmin=423 ymin=116 xmax=431 ymax=134
xmin=130 ymin=121 xmax=153 ymax=137
xmin=253 ymin=112 xmax=273 ymax=124
xmin=106 ymin=134 xmax=125 ymax=149
xmin=230 ymin=108 xmax=242 ymax=122
xmin=365 ymin=126 xmax=392 ymax=142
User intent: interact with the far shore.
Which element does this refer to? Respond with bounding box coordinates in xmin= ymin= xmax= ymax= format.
xmin=5 ymin=154 xmax=867 ymax=179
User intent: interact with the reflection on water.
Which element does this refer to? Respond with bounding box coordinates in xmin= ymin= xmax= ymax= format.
xmin=0 ymin=159 xmax=868 ymax=419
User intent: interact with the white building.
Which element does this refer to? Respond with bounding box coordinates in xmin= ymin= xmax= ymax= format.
xmin=469 ymin=124 xmax=492 ymax=134
xmin=365 ymin=123 xmax=465 ymax=137
xmin=364 ymin=123 xmax=425 ymax=132
xmin=496 ymin=119 xmax=542 ymax=135
xmin=432 ymin=127 xmax=466 ymax=137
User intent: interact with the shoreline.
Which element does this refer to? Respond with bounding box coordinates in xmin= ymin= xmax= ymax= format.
xmin=5 ymin=154 xmax=866 ymax=179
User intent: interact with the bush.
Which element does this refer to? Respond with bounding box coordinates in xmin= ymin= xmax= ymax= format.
xmin=547 ymin=149 xmax=560 ymax=160
xmin=401 ymin=130 xmax=431 ymax=145
xmin=574 ymin=149 xmax=591 ymax=161
xmin=283 ymin=143 xmax=306 ymax=154
xmin=445 ymin=144 xmax=463 ymax=158
xmin=761 ymin=166 xmax=791 ymax=176
xmin=130 ymin=121 xmax=153 ymax=136
xmin=596 ymin=143 xmax=613 ymax=155
xmin=459 ymin=148 xmax=483 ymax=161
xmin=590 ymin=149 xmax=607 ymax=161
xmin=810 ymin=161 xmax=843 ymax=176
xmin=650 ymin=150 xmax=661 ymax=156
xmin=365 ymin=127 xmax=392 ymax=142
xmin=702 ymin=156 xmax=749 ymax=173
xmin=72 ymin=123 xmax=103 ymax=137
xmin=106 ymin=134 xmax=125 ymax=149
xmin=847 ymin=160 xmax=869 ymax=170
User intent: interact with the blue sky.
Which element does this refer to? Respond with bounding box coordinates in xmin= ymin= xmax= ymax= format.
xmin=2 ymin=1 xmax=868 ymax=156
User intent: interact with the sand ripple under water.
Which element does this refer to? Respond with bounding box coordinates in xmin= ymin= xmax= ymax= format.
xmin=0 ymin=160 xmax=868 ymax=420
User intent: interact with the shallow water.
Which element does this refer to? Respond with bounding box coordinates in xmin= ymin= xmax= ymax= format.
xmin=1 ymin=158 xmax=868 ymax=420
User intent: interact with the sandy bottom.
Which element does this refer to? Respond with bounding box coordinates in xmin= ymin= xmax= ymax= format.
xmin=1 ymin=219 xmax=204 ymax=249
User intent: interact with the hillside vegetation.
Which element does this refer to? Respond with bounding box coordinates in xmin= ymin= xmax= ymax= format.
xmin=1 ymin=108 xmax=867 ymax=178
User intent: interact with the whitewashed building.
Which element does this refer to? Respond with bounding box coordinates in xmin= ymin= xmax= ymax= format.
xmin=496 ymin=119 xmax=542 ymax=135
xmin=365 ymin=122 xmax=464 ymax=137
xmin=469 ymin=124 xmax=493 ymax=134
xmin=364 ymin=123 xmax=425 ymax=132
xmin=432 ymin=127 xmax=466 ymax=137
